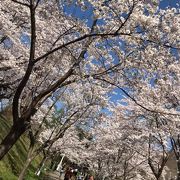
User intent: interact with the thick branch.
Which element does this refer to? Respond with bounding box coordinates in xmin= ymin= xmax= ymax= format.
xmin=0 ymin=36 xmax=7 ymax=44
xmin=12 ymin=2 xmax=36 ymax=122
xmin=34 ymin=32 xmax=130 ymax=63
xmin=12 ymin=0 xmax=30 ymax=7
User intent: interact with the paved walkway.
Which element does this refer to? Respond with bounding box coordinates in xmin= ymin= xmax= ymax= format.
xmin=43 ymin=171 xmax=64 ymax=180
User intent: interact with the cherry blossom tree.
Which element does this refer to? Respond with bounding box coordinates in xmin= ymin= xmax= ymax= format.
xmin=0 ymin=1 xmax=179 ymax=173
xmin=52 ymin=102 xmax=169 ymax=180
xmin=17 ymin=80 xmax=109 ymax=179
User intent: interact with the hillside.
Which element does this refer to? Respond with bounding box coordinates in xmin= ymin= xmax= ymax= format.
xmin=0 ymin=112 xmax=42 ymax=180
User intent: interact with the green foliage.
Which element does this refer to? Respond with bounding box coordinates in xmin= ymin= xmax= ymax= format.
xmin=0 ymin=114 xmax=42 ymax=179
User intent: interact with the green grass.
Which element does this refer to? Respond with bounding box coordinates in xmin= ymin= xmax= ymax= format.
xmin=0 ymin=113 xmax=43 ymax=179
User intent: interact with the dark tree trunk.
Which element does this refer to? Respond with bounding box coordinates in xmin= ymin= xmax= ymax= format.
xmin=0 ymin=122 xmax=27 ymax=160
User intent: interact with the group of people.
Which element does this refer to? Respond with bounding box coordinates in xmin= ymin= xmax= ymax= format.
xmin=64 ymin=167 xmax=94 ymax=180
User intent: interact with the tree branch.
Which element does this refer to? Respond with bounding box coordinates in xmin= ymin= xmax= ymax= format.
xmin=34 ymin=32 xmax=131 ymax=63
xmin=11 ymin=0 xmax=30 ymax=7
xmin=12 ymin=1 xmax=36 ymax=123
xmin=95 ymin=77 xmax=180 ymax=117
xmin=115 ymin=0 xmax=135 ymax=34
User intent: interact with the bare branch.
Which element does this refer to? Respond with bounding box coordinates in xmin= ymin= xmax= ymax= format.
xmin=11 ymin=0 xmax=30 ymax=7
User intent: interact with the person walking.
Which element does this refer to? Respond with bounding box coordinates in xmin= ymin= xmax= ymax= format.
xmin=89 ymin=175 xmax=94 ymax=180
xmin=64 ymin=167 xmax=73 ymax=180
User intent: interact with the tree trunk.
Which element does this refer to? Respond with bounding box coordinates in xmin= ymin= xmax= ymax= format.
xmin=35 ymin=156 xmax=47 ymax=176
xmin=18 ymin=146 xmax=35 ymax=180
xmin=50 ymin=159 xmax=55 ymax=170
xmin=0 ymin=123 xmax=26 ymax=160
xmin=18 ymin=156 xmax=34 ymax=180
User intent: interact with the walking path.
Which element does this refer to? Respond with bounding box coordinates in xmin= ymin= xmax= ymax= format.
xmin=43 ymin=170 xmax=64 ymax=180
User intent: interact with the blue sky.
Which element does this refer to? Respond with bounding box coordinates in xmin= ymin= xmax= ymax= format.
xmin=159 ymin=0 xmax=179 ymax=9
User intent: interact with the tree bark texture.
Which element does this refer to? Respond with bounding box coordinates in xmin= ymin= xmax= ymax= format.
xmin=0 ymin=123 xmax=27 ymax=160
xmin=18 ymin=146 xmax=35 ymax=180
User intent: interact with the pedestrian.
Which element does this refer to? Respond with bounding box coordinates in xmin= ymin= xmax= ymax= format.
xmin=89 ymin=175 xmax=94 ymax=180
xmin=64 ymin=167 xmax=72 ymax=180
xmin=70 ymin=173 xmax=76 ymax=180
